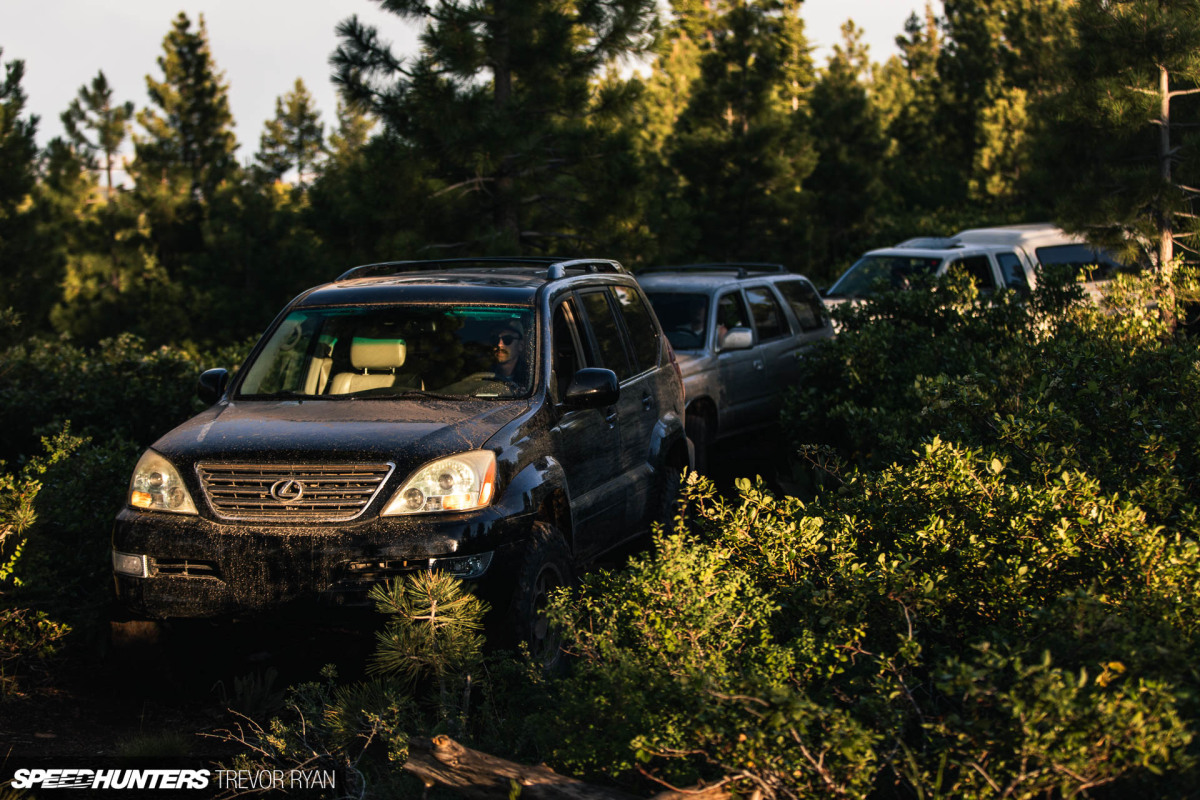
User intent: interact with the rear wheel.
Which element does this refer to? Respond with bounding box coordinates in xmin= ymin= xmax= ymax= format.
xmin=509 ymin=522 xmax=573 ymax=670
xmin=654 ymin=462 xmax=683 ymax=535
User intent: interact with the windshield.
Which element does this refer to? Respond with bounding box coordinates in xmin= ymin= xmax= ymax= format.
xmin=238 ymin=304 xmax=535 ymax=399
xmin=826 ymin=255 xmax=943 ymax=298
xmin=644 ymin=292 xmax=709 ymax=351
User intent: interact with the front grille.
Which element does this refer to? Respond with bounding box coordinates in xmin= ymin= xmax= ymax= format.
xmin=196 ymin=462 xmax=394 ymax=522
xmin=153 ymin=558 xmax=220 ymax=578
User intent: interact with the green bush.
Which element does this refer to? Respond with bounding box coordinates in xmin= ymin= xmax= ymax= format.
xmin=0 ymin=319 xmax=252 ymax=629
xmin=538 ymin=447 xmax=1197 ymax=798
xmin=787 ymin=268 xmax=1200 ymax=528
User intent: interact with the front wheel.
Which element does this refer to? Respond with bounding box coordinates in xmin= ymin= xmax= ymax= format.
xmin=508 ymin=522 xmax=573 ymax=670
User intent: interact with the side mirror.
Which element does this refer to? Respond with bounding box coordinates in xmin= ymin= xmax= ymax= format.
xmin=718 ymin=327 xmax=753 ymax=352
xmin=197 ymin=368 xmax=230 ymax=406
xmin=564 ymin=368 xmax=619 ymax=409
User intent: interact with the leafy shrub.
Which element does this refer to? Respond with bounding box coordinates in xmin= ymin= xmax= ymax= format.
xmin=539 ymin=447 xmax=1197 ymax=798
xmin=0 ymin=608 xmax=71 ymax=698
xmin=0 ymin=320 xmax=252 ymax=630
xmin=787 ymin=267 xmax=1200 ymax=529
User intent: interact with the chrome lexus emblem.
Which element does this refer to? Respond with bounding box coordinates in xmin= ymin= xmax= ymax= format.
xmin=270 ymin=479 xmax=305 ymax=503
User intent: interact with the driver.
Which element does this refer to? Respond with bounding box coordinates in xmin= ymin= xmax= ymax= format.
xmin=491 ymin=320 xmax=528 ymax=386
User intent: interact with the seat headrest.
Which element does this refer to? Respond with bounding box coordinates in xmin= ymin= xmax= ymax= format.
xmin=350 ymin=337 xmax=406 ymax=370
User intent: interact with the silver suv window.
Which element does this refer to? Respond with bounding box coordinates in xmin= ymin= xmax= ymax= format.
xmin=745 ymin=286 xmax=789 ymax=341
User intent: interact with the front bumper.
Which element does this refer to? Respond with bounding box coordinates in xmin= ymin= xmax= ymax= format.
xmin=111 ymin=505 xmax=532 ymax=619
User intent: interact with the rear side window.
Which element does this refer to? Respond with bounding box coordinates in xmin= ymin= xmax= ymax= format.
xmin=995 ymin=252 xmax=1028 ymax=291
xmin=948 ymin=256 xmax=996 ymax=290
xmin=1035 ymin=243 xmax=1121 ymax=280
xmin=611 ymin=285 xmax=661 ymax=372
xmin=745 ymin=286 xmax=789 ymax=341
xmin=579 ymin=290 xmax=633 ymax=381
xmin=775 ymin=279 xmax=827 ymax=332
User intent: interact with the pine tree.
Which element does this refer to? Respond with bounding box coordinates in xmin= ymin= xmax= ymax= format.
xmin=0 ymin=51 xmax=38 ymax=221
xmin=61 ymin=71 xmax=134 ymax=196
xmin=806 ymin=22 xmax=888 ymax=279
xmin=0 ymin=50 xmax=51 ymax=321
xmin=662 ymin=0 xmax=816 ymax=262
xmin=134 ymin=12 xmax=238 ymax=201
xmin=256 ymin=78 xmax=324 ymax=188
xmin=1038 ymin=0 xmax=1200 ymax=272
xmin=331 ymin=0 xmax=658 ymax=253
xmin=326 ymin=99 xmax=376 ymax=168
xmin=940 ymin=0 xmax=1071 ymax=207
xmin=876 ymin=4 xmax=963 ymax=216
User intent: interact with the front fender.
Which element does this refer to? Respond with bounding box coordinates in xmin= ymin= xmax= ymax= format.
xmin=494 ymin=455 xmax=570 ymax=545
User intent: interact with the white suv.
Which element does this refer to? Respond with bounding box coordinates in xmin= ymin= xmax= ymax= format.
xmin=824 ymin=223 xmax=1122 ymax=306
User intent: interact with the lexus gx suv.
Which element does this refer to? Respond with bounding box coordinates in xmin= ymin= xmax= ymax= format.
xmin=111 ymin=258 xmax=690 ymax=662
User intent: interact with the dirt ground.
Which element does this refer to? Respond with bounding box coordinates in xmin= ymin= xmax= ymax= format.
xmin=0 ymin=613 xmax=381 ymax=767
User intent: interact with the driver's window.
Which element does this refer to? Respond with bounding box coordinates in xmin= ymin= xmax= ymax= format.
xmin=715 ymin=291 xmax=750 ymax=349
xmin=551 ymin=301 xmax=584 ymax=404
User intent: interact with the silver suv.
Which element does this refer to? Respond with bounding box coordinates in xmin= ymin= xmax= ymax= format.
xmin=637 ymin=265 xmax=833 ymax=472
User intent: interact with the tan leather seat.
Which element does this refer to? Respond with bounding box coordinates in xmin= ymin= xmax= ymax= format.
xmin=328 ymin=337 xmax=407 ymax=395
xmin=302 ymin=339 xmax=335 ymax=395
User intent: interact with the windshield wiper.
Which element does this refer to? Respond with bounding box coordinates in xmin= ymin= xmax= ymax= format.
xmin=347 ymin=389 xmax=465 ymax=401
xmin=239 ymin=390 xmax=311 ymax=400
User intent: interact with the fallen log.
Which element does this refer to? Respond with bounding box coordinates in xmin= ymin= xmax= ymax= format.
xmin=404 ymin=736 xmax=734 ymax=800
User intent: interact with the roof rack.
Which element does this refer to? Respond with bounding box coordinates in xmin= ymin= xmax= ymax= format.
xmin=893 ymin=237 xmax=962 ymax=250
xmin=335 ymin=257 xmax=626 ymax=283
xmin=638 ymin=262 xmax=789 ymax=279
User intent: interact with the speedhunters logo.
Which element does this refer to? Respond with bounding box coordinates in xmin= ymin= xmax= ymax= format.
xmin=10 ymin=768 xmax=210 ymax=790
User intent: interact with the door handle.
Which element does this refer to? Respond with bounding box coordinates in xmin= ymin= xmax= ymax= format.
xmin=754 ymin=359 xmax=765 ymax=370
xmin=642 ymin=394 xmax=653 ymax=411
xmin=605 ymin=409 xmax=618 ymax=425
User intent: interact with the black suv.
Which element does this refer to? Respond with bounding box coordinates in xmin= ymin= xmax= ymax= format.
xmin=111 ymin=258 xmax=689 ymax=660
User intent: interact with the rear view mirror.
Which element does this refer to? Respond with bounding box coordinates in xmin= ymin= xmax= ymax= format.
xmin=197 ymin=368 xmax=230 ymax=405
xmin=564 ymin=368 xmax=619 ymax=408
xmin=718 ymin=327 xmax=753 ymax=352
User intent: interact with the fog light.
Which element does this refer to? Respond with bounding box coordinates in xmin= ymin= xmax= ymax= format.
xmin=112 ymin=550 xmax=149 ymax=578
xmin=429 ymin=551 xmax=494 ymax=580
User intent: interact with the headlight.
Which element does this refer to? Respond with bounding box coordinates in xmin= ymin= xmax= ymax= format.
xmin=128 ymin=450 xmax=198 ymax=514
xmin=381 ymin=451 xmax=497 ymax=516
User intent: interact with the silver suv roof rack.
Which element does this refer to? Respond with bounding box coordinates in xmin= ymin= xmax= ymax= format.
xmin=639 ymin=262 xmax=788 ymax=279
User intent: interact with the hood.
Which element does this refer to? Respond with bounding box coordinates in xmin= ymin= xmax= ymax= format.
xmin=152 ymin=398 xmax=529 ymax=470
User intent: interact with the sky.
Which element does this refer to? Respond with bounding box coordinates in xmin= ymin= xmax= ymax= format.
xmin=1 ymin=0 xmax=941 ymax=156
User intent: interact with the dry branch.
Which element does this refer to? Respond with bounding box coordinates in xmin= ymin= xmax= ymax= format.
xmin=404 ymin=736 xmax=734 ymax=800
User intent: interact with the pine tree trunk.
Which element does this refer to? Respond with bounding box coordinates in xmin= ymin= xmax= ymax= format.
xmin=1159 ymin=65 xmax=1175 ymax=276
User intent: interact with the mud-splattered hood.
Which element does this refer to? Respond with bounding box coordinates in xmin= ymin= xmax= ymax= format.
xmin=151 ymin=398 xmax=530 ymax=471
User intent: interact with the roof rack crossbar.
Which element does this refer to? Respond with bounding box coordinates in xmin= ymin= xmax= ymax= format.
xmin=639 ymin=262 xmax=788 ymax=279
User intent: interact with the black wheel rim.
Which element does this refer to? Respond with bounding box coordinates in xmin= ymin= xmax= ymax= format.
xmin=529 ymin=562 xmax=564 ymax=666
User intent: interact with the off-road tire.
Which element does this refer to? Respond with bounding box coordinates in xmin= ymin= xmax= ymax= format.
xmin=509 ymin=522 xmax=573 ymax=671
